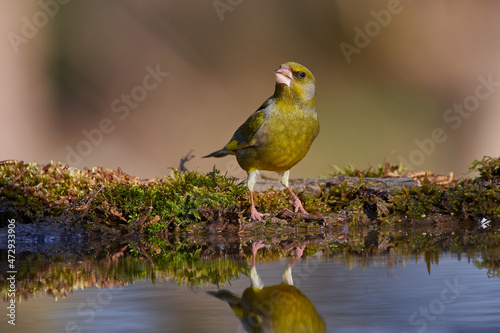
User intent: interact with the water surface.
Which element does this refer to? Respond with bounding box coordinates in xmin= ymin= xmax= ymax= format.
xmin=2 ymin=250 xmax=499 ymax=333
xmin=1 ymin=217 xmax=500 ymax=332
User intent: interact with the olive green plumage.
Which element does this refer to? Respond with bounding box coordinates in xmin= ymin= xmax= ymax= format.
xmin=204 ymin=62 xmax=319 ymax=221
xmin=204 ymin=61 xmax=319 ymax=174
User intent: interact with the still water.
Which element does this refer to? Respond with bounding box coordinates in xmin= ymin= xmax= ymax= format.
xmin=2 ymin=250 xmax=499 ymax=333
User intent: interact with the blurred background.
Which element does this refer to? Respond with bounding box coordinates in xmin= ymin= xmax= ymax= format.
xmin=1 ymin=0 xmax=499 ymax=180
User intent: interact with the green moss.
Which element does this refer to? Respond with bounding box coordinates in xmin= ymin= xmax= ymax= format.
xmin=0 ymin=161 xmax=90 ymax=200
xmin=0 ymin=161 xmax=96 ymax=223
xmin=444 ymin=174 xmax=500 ymax=220
xmin=331 ymin=162 xmax=404 ymax=178
xmin=1 ymin=156 xmax=500 ymax=234
xmin=470 ymin=156 xmax=500 ymax=180
xmin=91 ymin=168 xmax=247 ymax=232
xmin=300 ymin=190 xmax=331 ymax=215
xmin=252 ymin=190 xmax=292 ymax=214
xmin=388 ymin=157 xmax=500 ymax=220
xmin=390 ymin=175 xmax=444 ymax=218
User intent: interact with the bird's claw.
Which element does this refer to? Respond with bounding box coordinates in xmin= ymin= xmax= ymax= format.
xmin=293 ymin=198 xmax=308 ymax=215
xmin=294 ymin=244 xmax=306 ymax=259
xmin=252 ymin=240 xmax=270 ymax=254
xmin=287 ymin=186 xmax=308 ymax=215
xmin=250 ymin=206 xmax=270 ymax=222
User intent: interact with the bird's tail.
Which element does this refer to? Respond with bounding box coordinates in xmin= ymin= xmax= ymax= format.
xmin=207 ymin=290 xmax=240 ymax=306
xmin=207 ymin=290 xmax=248 ymax=321
xmin=202 ymin=148 xmax=232 ymax=158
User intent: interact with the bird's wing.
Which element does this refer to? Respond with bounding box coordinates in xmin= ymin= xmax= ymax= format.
xmin=225 ymin=100 xmax=270 ymax=152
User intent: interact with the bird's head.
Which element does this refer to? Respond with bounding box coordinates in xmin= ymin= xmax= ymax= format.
xmin=274 ymin=62 xmax=316 ymax=107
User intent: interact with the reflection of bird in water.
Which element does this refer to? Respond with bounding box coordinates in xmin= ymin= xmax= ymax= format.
xmin=208 ymin=241 xmax=326 ymax=333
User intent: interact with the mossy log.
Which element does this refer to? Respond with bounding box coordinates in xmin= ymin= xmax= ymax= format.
xmin=0 ymin=157 xmax=499 ymax=237
xmin=252 ymin=175 xmax=418 ymax=194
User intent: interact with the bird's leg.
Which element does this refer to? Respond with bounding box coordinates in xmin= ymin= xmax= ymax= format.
xmin=286 ymin=187 xmax=308 ymax=214
xmin=249 ymin=190 xmax=269 ymax=222
xmin=283 ymin=244 xmax=307 ymax=285
xmin=291 ymin=244 xmax=306 ymax=266
xmin=280 ymin=170 xmax=308 ymax=214
xmin=247 ymin=170 xmax=269 ymax=222
xmin=251 ymin=241 xmax=270 ymax=267
xmin=250 ymin=241 xmax=270 ymax=289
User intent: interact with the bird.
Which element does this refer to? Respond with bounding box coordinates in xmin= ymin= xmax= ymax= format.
xmin=203 ymin=62 xmax=319 ymax=221
xmin=208 ymin=241 xmax=327 ymax=333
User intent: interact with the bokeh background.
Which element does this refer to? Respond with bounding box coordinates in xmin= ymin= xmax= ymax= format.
xmin=2 ymin=0 xmax=499 ymax=180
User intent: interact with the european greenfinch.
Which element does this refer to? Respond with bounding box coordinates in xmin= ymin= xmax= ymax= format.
xmin=208 ymin=241 xmax=326 ymax=333
xmin=204 ymin=62 xmax=319 ymax=221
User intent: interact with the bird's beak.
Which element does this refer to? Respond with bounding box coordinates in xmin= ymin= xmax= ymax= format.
xmin=274 ymin=66 xmax=292 ymax=87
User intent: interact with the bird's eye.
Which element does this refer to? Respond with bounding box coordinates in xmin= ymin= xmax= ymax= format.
xmin=298 ymin=72 xmax=306 ymax=78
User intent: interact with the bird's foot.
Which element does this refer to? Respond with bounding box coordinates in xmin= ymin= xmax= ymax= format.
xmin=294 ymin=244 xmax=306 ymax=259
xmin=286 ymin=186 xmax=308 ymax=215
xmin=250 ymin=205 xmax=270 ymax=222
xmin=293 ymin=197 xmax=308 ymax=215
xmin=288 ymin=244 xmax=307 ymax=270
xmin=251 ymin=240 xmax=270 ymax=288
xmin=252 ymin=240 xmax=270 ymax=255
